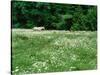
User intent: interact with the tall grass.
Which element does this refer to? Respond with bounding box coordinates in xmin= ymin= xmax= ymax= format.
xmin=12 ymin=30 xmax=97 ymax=74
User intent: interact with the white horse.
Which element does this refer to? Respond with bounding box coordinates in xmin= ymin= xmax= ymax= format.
xmin=33 ymin=27 xmax=45 ymax=31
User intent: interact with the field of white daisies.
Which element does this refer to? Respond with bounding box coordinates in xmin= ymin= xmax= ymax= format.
xmin=12 ymin=29 xmax=97 ymax=75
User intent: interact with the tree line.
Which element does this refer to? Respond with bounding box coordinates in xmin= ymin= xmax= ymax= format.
xmin=11 ymin=1 xmax=97 ymax=31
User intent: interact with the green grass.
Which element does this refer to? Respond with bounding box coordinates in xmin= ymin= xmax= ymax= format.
xmin=12 ymin=29 xmax=97 ymax=75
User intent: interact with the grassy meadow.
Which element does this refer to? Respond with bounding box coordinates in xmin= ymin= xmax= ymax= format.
xmin=12 ymin=29 xmax=97 ymax=74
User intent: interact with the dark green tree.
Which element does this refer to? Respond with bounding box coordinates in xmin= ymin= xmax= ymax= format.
xmin=11 ymin=1 xmax=97 ymax=31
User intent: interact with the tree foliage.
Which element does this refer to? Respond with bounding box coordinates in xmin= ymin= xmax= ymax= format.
xmin=12 ymin=1 xmax=97 ymax=31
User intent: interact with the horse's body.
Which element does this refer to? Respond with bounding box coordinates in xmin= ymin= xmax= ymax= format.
xmin=33 ymin=27 xmax=45 ymax=31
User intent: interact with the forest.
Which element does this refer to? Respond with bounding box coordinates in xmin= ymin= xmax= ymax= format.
xmin=11 ymin=1 xmax=97 ymax=31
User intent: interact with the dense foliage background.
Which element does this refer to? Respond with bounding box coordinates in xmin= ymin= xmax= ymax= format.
xmin=11 ymin=1 xmax=97 ymax=31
